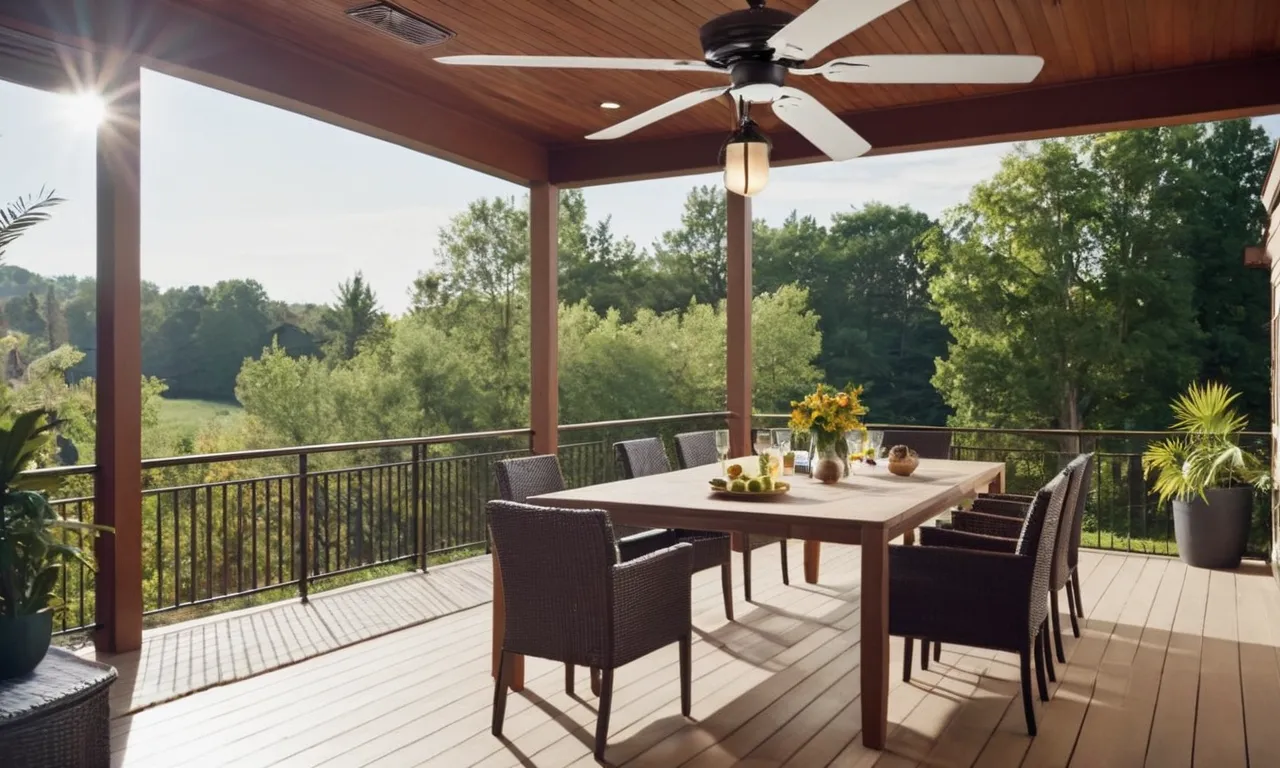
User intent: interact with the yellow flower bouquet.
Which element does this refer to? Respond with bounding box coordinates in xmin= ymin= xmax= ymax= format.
xmin=789 ymin=384 xmax=868 ymax=483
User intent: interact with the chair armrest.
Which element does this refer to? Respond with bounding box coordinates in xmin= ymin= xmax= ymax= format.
xmin=951 ymin=510 xmax=1025 ymax=540
xmin=611 ymin=543 xmax=693 ymax=665
xmin=979 ymin=492 xmax=1035 ymax=503
xmin=970 ymin=497 xmax=1032 ymax=518
xmin=889 ymin=545 xmax=1032 ymax=642
xmin=617 ymin=528 xmax=678 ymax=563
xmin=920 ymin=525 xmax=1019 ymax=553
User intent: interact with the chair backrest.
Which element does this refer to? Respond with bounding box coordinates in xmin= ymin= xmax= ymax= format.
xmin=1014 ymin=467 xmax=1068 ymax=557
xmin=487 ymin=501 xmax=615 ymax=665
xmin=494 ymin=454 xmax=565 ymax=503
xmin=1019 ymin=472 xmax=1069 ymax=638
xmin=880 ymin=429 xmax=952 ymax=460
xmin=614 ymin=438 xmax=671 ymax=479
xmin=1066 ymin=453 xmax=1095 ymax=570
xmin=1052 ymin=453 xmax=1093 ymax=589
xmin=674 ymin=431 xmax=718 ymax=469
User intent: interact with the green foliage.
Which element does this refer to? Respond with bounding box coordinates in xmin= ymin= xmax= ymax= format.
xmin=322 ymin=271 xmax=386 ymax=360
xmin=1141 ymin=382 xmax=1270 ymax=504
xmin=926 ymin=133 xmax=1203 ymax=430
xmin=0 ymin=189 xmax=63 ymax=258
xmin=0 ymin=408 xmax=109 ymax=618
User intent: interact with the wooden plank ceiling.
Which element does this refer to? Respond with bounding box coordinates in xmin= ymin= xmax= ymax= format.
xmin=2 ymin=0 xmax=1280 ymax=184
xmin=170 ymin=0 xmax=1280 ymax=146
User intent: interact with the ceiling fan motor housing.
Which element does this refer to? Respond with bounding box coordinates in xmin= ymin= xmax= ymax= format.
xmin=698 ymin=6 xmax=797 ymax=66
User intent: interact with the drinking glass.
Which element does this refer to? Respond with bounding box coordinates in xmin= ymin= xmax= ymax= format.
xmin=754 ymin=429 xmax=775 ymax=456
xmin=714 ymin=429 xmax=730 ymax=472
xmin=868 ymin=430 xmax=885 ymax=459
xmin=845 ymin=430 xmax=865 ymax=462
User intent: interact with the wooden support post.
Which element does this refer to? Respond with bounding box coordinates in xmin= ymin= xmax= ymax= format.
xmin=94 ymin=64 xmax=144 ymax=653
xmin=529 ymin=182 xmax=559 ymax=456
xmin=726 ymin=191 xmax=752 ymax=458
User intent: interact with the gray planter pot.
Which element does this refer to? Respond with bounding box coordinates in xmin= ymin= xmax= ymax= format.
xmin=1172 ymin=486 xmax=1254 ymax=569
xmin=0 ymin=609 xmax=53 ymax=679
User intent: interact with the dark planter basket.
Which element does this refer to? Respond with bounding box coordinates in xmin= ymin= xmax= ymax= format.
xmin=1172 ymin=486 xmax=1254 ymax=570
xmin=0 ymin=610 xmax=53 ymax=679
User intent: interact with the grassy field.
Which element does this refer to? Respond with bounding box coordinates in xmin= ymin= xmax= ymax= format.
xmin=155 ymin=397 xmax=244 ymax=434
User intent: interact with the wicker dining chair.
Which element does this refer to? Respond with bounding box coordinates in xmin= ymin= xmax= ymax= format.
xmin=950 ymin=453 xmax=1095 ymax=663
xmin=892 ymin=472 xmax=1068 ymax=736
xmin=487 ymin=501 xmax=694 ymax=761
xmin=673 ymin=430 xmax=790 ymax=602
xmin=614 ymin=438 xmax=735 ymax=619
xmin=880 ymin=429 xmax=953 ymax=460
xmin=673 ymin=430 xmax=719 ymax=470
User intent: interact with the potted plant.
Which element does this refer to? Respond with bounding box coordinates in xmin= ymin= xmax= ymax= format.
xmin=0 ymin=408 xmax=108 ymax=678
xmin=1141 ymin=382 xmax=1270 ymax=569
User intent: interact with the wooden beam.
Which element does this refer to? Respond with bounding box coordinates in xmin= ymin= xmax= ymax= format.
xmin=0 ymin=0 xmax=547 ymax=184
xmin=726 ymin=191 xmax=751 ymax=459
xmin=529 ymin=182 xmax=558 ymax=456
xmin=94 ymin=60 xmax=143 ymax=653
xmin=549 ymin=56 xmax=1280 ymax=186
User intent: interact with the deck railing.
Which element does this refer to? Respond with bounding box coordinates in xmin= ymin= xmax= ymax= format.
xmin=758 ymin=418 xmax=1272 ymax=560
xmin=39 ymin=415 xmax=1272 ymax=636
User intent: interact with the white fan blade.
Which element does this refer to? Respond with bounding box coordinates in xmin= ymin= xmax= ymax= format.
xmin=771 ymin=87 xmax=870 ymax=161
xmin=767 ymin=0 xmax=911 ymax=61
xmin=435 ymin=55 xmax=723 ymax=74
xmin=806 ymin=54 xmax=1045 ymax=84
xmin=587 ymin=87 xmax=729 ymax=140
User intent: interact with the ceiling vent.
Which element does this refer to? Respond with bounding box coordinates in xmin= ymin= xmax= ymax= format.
xmin=346 ymin=3 xmax=455 ymax=47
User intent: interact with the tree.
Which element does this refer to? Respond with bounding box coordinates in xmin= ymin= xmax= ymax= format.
xmin=322 ymin=271 xmax=385 ymax=360
xmin=926 ymin=136 xmax=1200 ymax=430
xmin=44 ymin=284 xmax=66 ymax=349
xmin=191 ymin=280 xmax=273 ymax=401
xmin=654 ymin=186 xmax=728 ymax=308
xmin=1173 ymin=120 xmax=1273 ymax=425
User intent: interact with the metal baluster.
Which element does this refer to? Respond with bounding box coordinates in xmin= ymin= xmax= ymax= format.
xmin=264 ymin=477 xmax=272 ymax=586
xmin=205 ymin=485 xmax=213 ymax=599
xmin=299 ymin=453 xmax=310 ymax=602
xmin=412 ymin=444 xmax=424 ymax=571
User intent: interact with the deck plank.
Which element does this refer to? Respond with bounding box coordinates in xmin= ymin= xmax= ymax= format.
xmin=1191 ymin=569 xmax=1247 ymax=768
xmin=1143 ymin=563 xmax=1211 ymax=768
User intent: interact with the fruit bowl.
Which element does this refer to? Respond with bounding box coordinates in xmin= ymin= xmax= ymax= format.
xmin=708 ymin=475 xmax=790 ymax=500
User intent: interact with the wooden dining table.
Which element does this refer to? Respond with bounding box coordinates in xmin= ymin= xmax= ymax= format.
xmin=492 ymin=457 xmax=1005 ymax=750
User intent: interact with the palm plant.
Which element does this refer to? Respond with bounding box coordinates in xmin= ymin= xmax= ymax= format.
xmin=0 ymin=408 xmax=106 ymax=619
xmin=0 ymin=188 xmax=64 ymax=259
xmin=1141 ymin=382 xmax=1270 ymax=505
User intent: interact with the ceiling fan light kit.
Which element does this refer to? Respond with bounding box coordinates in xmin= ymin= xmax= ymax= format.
xmin=435 ymin=0 xmax=1045 ymax=196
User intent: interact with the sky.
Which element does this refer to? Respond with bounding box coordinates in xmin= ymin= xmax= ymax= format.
xmin=2 ymin=69 xmax=1279 ymax=316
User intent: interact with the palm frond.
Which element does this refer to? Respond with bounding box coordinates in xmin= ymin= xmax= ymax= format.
xmin=0 ymin=188 xmax=65 ymax=258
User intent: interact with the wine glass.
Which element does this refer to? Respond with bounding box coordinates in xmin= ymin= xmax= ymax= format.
xmin=845 ymin=430 xmax=865 ymax=463
xmin=868 ymin=430 xmax=885 ymax=459
xmin=754 ymin=429 xmax=775 ymax=456
xmin=714 ymin=429 xmax=730 ymax=473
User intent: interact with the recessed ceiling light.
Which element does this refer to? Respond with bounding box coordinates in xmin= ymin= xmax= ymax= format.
xmin=600 ymin=101 xmax=621 ymax=110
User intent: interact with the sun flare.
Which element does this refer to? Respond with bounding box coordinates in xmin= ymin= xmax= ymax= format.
xmin=66 ymin=91 xmax=108 ymax=129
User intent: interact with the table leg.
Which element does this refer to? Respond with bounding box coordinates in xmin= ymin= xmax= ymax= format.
xmin=492 ymin=552 xmax=524 ymax=691
xmin=988 ymin=467 xmax=1006 ymax=494
xmin=860 ymin=524 xmax=890 ymax=749
xmin=803 ymin=540 xmax=821 ymax=583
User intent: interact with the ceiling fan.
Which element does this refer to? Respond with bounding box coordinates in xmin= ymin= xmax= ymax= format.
xmin=436 ymin=0 xmax=1044 ymax=195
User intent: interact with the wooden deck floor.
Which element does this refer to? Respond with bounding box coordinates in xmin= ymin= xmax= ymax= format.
xmin=81 ymin=558 xmax=492 ymax=715
xmin=108 ymin=543 xmax=1280 ymax=767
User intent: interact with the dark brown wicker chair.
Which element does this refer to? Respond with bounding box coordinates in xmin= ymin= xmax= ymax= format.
xmin=673 ymin=430 xmax=719 ymax=470
xmin=892 ymin=471 xmax=1068 ymax=736
xmin=493 ymin=454 xmax=565 ymax=504
xmin=487 ymin=500 xmax=693 ymax=761
xmin=880 ymin=429 xmax=952 ymax=460
xmin=614 ymin=439 xmax=735 ymax=620
xmin=673 ymin=430 xmax=790 ymax=602
xmin=951 ymin=454 xmax=1094 ymax=663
